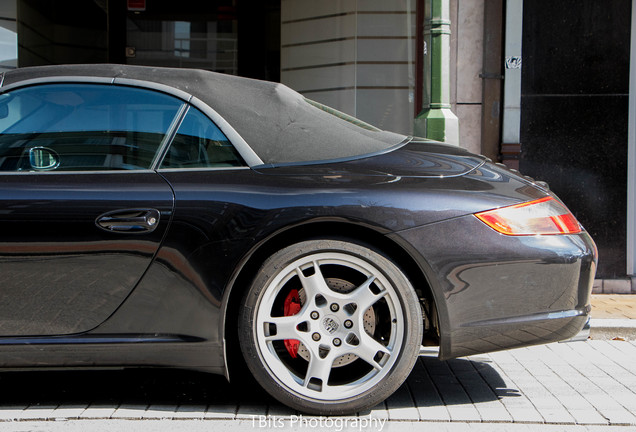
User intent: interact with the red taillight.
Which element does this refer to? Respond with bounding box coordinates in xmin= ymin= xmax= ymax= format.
xmin=475 ymin=196 xmax=581 ymax=236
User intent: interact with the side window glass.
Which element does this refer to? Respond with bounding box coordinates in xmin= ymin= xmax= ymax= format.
xmin=160 ymin=106 xmax=244 ymax=169
xmin=0 ymin=84 xmax=183 ymax=171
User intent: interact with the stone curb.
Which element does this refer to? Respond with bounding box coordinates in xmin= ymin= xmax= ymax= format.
xmin=589 ymin=318 xmax=636 ymax=340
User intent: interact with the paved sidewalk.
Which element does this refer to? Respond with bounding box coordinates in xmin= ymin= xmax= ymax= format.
xmin=0 ymin=340 xmax=634 ymax=431
xmin=591 ymin=295 xmax=636 ymax=319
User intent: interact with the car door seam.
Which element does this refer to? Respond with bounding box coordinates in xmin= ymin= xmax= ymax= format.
xmin=88 ymin=173 xmax=177 ymax=335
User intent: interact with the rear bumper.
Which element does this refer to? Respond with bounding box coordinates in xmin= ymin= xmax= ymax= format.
xmin=391 ymin=214 xmax=597 ymax=359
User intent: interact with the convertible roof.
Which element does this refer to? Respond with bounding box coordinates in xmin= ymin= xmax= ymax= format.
xmin=1 ymin=64 xmax=408 ymax=165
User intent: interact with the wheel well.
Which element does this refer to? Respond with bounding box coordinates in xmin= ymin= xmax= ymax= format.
xmin=223 ymin=221 xmax=439 ymax=381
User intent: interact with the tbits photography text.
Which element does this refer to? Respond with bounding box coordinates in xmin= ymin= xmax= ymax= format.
xmin=251 ymin=415 xmax=387 ymax=431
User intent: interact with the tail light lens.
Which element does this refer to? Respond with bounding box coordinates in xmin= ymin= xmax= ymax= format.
xmin=475 ymin=196 xmax=581 ymax=236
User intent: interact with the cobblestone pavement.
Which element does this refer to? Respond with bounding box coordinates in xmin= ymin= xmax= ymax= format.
xmin=591 ymin=295 xmax=636 ymax=319
xmin=0 ymin=340 xmax=634 ymax=431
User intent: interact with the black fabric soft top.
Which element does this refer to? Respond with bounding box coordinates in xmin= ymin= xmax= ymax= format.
xmin=1 ymin=64 xmax=408 ymax=165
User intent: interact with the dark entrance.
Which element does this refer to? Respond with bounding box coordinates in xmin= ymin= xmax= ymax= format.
xmin=520 ymin=0 xmax=632 ymax=278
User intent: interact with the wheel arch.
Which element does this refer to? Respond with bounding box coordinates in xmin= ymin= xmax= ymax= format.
xmin=220 ymin=220 xmax=442 ymax=381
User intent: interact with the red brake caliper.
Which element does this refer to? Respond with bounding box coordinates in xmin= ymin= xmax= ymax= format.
xmin=283 ymin=289 xmax=301 ymax=358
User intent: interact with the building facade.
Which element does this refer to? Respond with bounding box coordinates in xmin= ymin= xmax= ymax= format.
xmin=0 ymin=0 xmax=634 ymax=288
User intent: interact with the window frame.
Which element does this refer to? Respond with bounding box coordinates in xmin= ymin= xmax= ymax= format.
xmin=0 ymin=76 xmax=262 ymax=175
xmin=155 ymin=104 xmax=248 ymax=171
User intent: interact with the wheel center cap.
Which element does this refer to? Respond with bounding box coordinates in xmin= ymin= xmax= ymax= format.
xmin=321 ymin=315 xmax=340 ymax=334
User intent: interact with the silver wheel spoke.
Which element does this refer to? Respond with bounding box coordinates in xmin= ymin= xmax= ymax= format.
xmin=304 ymin=352 xmax=333 ymax=389
xmin=264 ymin=316 xmax=301 ymax=341
xmin=356 ymin=333 xmax=391 ymax=370
xmin=295 ymin=261 xmax=330 ymax=299
xmin=349 ymin=276 xmax=385 ymax=312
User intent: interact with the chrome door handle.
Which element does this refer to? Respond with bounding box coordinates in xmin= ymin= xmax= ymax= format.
xmin=96 ymin=209 xmax=160 ymax=233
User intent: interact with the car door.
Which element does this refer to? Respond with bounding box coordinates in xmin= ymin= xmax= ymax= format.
xmin=0 ymin=82 xmax=183 ymax=336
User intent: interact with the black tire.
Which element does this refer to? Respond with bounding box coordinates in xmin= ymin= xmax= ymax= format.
xmin=238 ymin=239 xmax=422 ymax=415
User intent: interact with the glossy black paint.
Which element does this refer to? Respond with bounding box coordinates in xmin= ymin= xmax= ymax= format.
xmin=91 ymin=145 xmax=591 ymax=362
xmin=0 ymin=143 xmax=596 ymax=368
xmin=0 ymin=172 xmax=173 ymax=336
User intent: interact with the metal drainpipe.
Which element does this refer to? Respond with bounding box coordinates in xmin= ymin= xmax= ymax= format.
xmin=414 ymin=0 xmax=460 ymax=145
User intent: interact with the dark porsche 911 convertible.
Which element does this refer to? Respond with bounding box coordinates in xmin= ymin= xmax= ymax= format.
xmin=0 ymin=64 xmax=596 ymax=415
